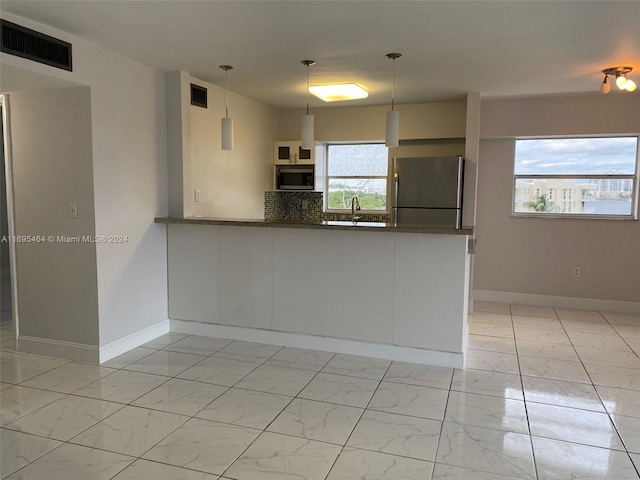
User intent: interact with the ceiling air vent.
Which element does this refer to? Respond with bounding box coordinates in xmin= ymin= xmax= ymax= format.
xmin=1 ymin=20 xmax=72 ymax=71
xmin=191 ymin=84 xmax=207 ymax=108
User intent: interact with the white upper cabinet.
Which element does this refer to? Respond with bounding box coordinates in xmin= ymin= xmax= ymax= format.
xmin=274 ymin=141 xmax=315 ymax=165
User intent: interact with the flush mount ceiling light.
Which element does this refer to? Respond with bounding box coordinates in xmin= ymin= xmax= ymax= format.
xmin=220 ymin=65 xmax=234 ymax=150
xmin=308 ymin=83 xmax=369 ymax=102
xmin=385 ymin=53 xmax=402 ymax=148
xmin=601 ymin=66 xmax=636 ymax=94
xmin=301 ymin=60 xmax=316 ymax=150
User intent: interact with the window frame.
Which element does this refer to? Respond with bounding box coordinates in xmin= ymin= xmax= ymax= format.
xmin=324 ymin=142 xmax=390 ymax=213
xmin=512 ymin=136 xmax=639 ymax=220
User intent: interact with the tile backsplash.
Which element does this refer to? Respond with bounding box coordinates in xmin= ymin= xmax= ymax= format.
xmin=265 ymin=191 xmax=323 ymax=222
xmin=265 ymin=191 xmax=391 ymax=223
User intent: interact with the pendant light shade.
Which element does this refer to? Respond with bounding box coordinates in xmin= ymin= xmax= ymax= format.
xmin=221 ymin=117 xmax=233 ymax=150
xmin=386 ymin=110 xmax=400 ymax=147
xmin=301 ymin=60 xmax=316 ymax=150
xmin=220 ymin=65 xmax=234 ymax=150
xmin=385 ymin=53 xmax=401 ymax=148
xmin=301 ymin=114 xmax=314 ymax=149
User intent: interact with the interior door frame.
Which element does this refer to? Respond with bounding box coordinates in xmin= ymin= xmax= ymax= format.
xmin=1 ymin=94 xmax=20 ymax=342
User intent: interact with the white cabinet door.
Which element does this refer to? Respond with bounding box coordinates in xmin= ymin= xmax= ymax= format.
xmin=274 ymin=141 xmax=315 ymax=165
xmin=392 ymin=233 xmax=468 ymax=353
xmin=168 ymin=224 xmax=219 ymax=323
xmin=218 ymin=227 xmax=273 ymax=329
xmin=329 ymin=231 xmax=394 ymax=344
xmin=272 ymin=229 xmax=331 ymax=335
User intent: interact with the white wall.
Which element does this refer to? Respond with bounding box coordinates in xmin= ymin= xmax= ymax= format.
xmin=166 ymin=71 xmax=192 ymax=217
xmin=9 ymin=87 xmax=99 ymax=345
xmin=1 ymin=12 xmax=169 ymax=347
xmin=475 ymin=94 xmax=640 ymax=305
xmin=1 ymin=118 xmax=8 ymax=269
xmin=190 ymin=77 xmax=278 ymax=219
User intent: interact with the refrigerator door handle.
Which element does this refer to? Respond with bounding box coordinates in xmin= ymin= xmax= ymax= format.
xmin=393 ymin=171 xmax=399 ymax=225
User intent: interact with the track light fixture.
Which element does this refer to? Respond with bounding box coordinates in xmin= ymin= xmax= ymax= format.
xmin=601 ymin=66 xmax=636 ymax=94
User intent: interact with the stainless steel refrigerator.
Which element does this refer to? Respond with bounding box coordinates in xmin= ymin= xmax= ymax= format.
xmin=392 ymin=156 xmax=464 ymax=227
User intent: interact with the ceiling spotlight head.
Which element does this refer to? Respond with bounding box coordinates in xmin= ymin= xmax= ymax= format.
xmin=601 ymin=75 xmax=610 ymax=94
xmin=625 ymin=79 xmax=637 ymax=92
xmin=616 ymin=74 xmax=628 ymax=89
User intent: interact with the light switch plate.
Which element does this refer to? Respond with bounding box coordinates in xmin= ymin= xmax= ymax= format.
xmin=68 ymin=202 xmax=78 ymax=218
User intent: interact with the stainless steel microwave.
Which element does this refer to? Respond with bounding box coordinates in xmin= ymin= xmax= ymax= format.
xmin=275 ymin=165 xmax=315 ymax=190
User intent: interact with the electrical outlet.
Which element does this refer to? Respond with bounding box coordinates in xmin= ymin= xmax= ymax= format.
xmin=572 ymin=267 xmax=580 ymax=277
xmin=68 ymin=202 xmax=78 ymax=219
xmin=194 ymin=189 xmax=200 ymax=202
xmin=301 ymin=200 xmax=308 ymax=210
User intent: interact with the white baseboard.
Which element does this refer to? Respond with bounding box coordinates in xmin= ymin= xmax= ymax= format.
xmin=171 ymin=320 xmax=464 ymax=369
xmin=99 ymin=319 xmax=170 ymax=363
xmin=474 ymin=290 xmax=640 ymax=315
xmin=18 ymin=336 xmax=99 ymax=363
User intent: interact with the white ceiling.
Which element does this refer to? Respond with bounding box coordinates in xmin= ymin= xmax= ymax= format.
xmin=1 ymin=1 xmax=639 ymax=110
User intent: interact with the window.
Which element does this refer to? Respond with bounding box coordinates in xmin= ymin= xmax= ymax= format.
xmin=513 ymin=137 xmax=639 ymax=218
xmin=325 ymin=143 xmax=388 ymax=211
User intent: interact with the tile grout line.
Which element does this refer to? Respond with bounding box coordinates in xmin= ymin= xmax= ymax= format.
xmin=557 ymin=309 xmax=630 ymax=455
xmin=513 ymin=306 xmax=540 ymax=480
xmin=322 ymin=359 xmax=396 ymax=480
xmin=216 ymin=347 xmax=332 ymax=479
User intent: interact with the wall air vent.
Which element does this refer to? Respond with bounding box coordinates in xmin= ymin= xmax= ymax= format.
xmin=191 ymin=84 xmax=207 ymax=108
xmin=1 ymin=20 xmax=72 ymax=71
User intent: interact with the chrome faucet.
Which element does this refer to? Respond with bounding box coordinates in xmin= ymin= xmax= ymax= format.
xmin=351 ymin=195 xmax=361 ymax=222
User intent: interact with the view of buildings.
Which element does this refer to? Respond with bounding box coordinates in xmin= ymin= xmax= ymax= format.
xmin=514 ymin=175 xmax=634 ymax=215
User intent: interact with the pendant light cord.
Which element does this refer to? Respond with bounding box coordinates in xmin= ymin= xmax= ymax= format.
xmin=301 ymin=60 xmax=315 ymax=114
xmin=225 ymin=69 xmax=229 ymax=119
xmin=219 ymin=65 xmax=233 ymax=119
xmin=386 ymin=53 xmax=401 ymax=111
xmin=306 ymin=63 xmax=310 ymax=115
xmin=391 ymin=58 xmax=395 ymax=111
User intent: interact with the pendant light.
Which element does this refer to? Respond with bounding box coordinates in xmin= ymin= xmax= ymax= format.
xmin=385 ymin=53 xmax=402 ymax=148
xmin=301 ymin=60 xmax=316 ymax=149
xmin=220 ymin=65 xmax=234 ymax=150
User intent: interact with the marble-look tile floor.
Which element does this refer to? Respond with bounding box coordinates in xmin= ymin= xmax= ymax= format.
xmin=1 ymin=302 xmax=640 ymax=479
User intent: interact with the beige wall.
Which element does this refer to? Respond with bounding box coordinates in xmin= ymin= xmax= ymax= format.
xmin=278 ymin=101 xmax=467 ymax=142
xmin=278 ymin=100 xmax=471 ymax=219
xmin=475 ymin=94 xmax=640 ymax=304
xmin=190 ymin=77 xmax=278 ymax=219
xmin=9 ymin=87 xmax=100 ymax=344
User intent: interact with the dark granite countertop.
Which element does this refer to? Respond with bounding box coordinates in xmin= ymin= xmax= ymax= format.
xmin=155 ymin=217 xmax=473 ymax=235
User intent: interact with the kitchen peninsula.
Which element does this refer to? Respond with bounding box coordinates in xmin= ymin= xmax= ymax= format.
xmin=156 ymin=217 xmax=473 ymax=368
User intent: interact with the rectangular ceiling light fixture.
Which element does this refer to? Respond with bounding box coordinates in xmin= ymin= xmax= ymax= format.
xmin=309 ymin=83 xmax=368 ymax=102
